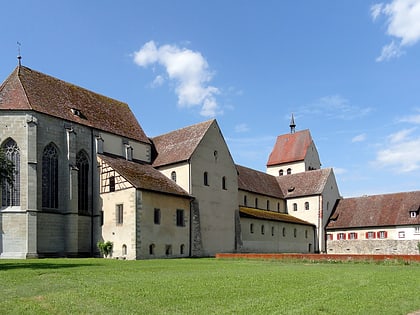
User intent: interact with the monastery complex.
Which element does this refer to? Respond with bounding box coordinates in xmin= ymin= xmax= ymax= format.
xmin=1 ymin=65 xmax=419 ymax=259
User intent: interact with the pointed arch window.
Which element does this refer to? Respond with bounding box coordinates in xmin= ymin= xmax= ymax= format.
xmin=1 ymin=139 xmax=20 ymax=207
xmin=204 ymin=171 xmax=209 ymax=186
xmin=76 ymin=150 xmax=89 ymax=214
xmin=42 ymin=143 xmax=59 ymax=209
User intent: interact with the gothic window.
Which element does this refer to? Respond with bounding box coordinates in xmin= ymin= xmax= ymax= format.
xmin=76 ymin=150 xmax=89 ymax=214
xmin=1 ymin=139 xmax=20 ymax=207
xmin=42 ymin=143 xmax=59 ymax=209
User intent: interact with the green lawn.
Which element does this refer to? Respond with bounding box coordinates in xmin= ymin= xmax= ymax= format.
xmin=1 ymin=258 xmax=420 ymax=314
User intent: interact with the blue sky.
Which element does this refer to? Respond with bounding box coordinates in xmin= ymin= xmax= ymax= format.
xmin=1 ymin=0 xmax=420 ymax=197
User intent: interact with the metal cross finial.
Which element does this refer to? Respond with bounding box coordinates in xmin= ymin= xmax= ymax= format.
xmin=17 ymin=41 xmax=22 ymax=66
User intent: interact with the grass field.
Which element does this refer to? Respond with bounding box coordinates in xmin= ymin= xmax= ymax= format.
xmin=1 ymin=258 xmax=420 ymax=314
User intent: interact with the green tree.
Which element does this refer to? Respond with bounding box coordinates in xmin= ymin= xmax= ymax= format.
xmin=0 ymin=148 xmax=15 ymax=188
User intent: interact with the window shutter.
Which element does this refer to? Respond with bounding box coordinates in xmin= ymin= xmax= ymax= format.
xmin=376 ymin=232 xmax=380 ymax=238
xmin=355 ymin=233 xmax=358 ymax=240
xmin=365 ymin=232 xmax=368 ymax=239
xmin=384 ymin=231 xmax=388 ymax=238
xmin=337 ymin=234 xmax=340 ymax=240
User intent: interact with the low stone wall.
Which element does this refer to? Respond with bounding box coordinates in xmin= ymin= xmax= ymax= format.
xmin=327 ymin=239 xmax=420 ymax=255
xmin=216 ymin=252 xmax=420 ymax=262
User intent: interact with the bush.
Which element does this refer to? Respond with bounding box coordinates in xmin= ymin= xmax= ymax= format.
xmin=97 ymin=241 xmax=113 ymax=258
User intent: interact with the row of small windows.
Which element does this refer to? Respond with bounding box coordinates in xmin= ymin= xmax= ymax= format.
xmin=278 ymin=168 xmax=292 ymax=176
xmin=116 ymin=206 xmax=185 ymax=227
xmin=149 ymin=244 xmax=186 ymax=256
xmin=243 ymin=196 xmax=281 ymax=211
xmin=328 ymin=231 xmax=388 ymax=240
xmin=329 ymin=227 xmax=420 ymax=240
xmin=250 ymin=223 xmax=309 ymax=238
xmin=170 ymin=171 xmax=227 ymax=190
xmin=1 ymin=139 xmax=89 ymax=213
xmin=292 ymin=202 xmax=310 ymax=211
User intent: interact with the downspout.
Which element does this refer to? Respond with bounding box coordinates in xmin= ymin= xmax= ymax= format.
xmin=188 ymin=159 xmax=192 ymax=257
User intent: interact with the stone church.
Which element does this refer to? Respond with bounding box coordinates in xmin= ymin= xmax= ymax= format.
xmin=1 ymin=64 xmax=417 ymax=259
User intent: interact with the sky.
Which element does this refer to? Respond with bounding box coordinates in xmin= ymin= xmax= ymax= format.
xmin=1 ymin=0 xmax=420 ymax=197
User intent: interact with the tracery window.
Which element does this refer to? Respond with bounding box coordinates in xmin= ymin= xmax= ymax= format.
xmin=42 ymin=143 xmax=59 ymax=209
xmin=1 ymin=139 xmax=20 ymax=207
xmin=76 ymin=150 xmax=89 ymax=214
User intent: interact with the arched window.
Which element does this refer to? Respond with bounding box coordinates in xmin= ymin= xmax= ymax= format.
xmin=255 ymin=198 xmax=258 ymax=209
xmin=180 ymin=244 xmax=185 ymax=255
xmin=171 ymin=171 xmax=177 ymax=182
xmin=294 ymin=228 xmax=297 ymax=238
xmin=282 ymin=227 xmax=286 ymax=237
xmin=271 ymin=226 xmax=275 ymax=236
xmin=244 ymin=195 xmax=247 ymax=206
xmin=261 ymin=225 xmax=265 ymax=235
xmin=305 ymin=202 xmax=310 ymax=210
xmin=1 ymin=139 xmax=20 ymax=206
xmin=122 ymin=244 xmax=127 ymax=256
xmin=287 ymin=168 xmax=292 ymax=175
xmin=76 ymin=150 xmax=89 ymax=214
xmin=204 ymin=172 xmax=209 ymax=186
xmin=42 ymin=143 xmax=59 ymax=209
xmin=293 ymin=203 xmax=298 ymax=211
xmin=222 ymin=176 xmax=227 ymax=190
xmin=266 ymin=200 xmax=270 ymax=210
xmin=279 ymin=169 xmax=283 ymax=176
xmin=250 ymin=223 xmax=254 ymax=234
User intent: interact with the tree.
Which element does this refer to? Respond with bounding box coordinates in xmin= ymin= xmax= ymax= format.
xmin=0 ymin=148 xmax=15 ymax=188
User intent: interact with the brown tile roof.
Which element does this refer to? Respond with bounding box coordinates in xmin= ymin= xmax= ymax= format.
xmin=276 ymin=168 xmax=333 ymax=198
xmin=0 ymin=66 xmax=150 ymax=143
xmin=267 ymin=129 xmax=312 ymax=166
xmin=151 ymin=119 xmax=215 ymax=167
xmin=327 ymin=191 xmax=420 ymax=229
xmin=240 ymin=207 xmax=314 ymax=226
xmin=98 ymin=154 xmax=190 ymax=198
xmin=236 ymin=164 xmax=284 ymax=198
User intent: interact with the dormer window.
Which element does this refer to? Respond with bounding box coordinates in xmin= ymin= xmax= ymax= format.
xmin=71 ymin=108 xmax=86 ymax=119
xmin=410 ymin=211 xmax=417 ymax=218
xmin=125 ymin=144 xmax=133 ymax=161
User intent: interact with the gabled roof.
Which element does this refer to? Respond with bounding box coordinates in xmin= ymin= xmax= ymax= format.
xmin=327 ymin=191 xmax=420 ymax=229
xmin=151 ymin=119 xmax=215 ymax=167
xmin=267 ymin=129 xmax=313 ymax=166
xmin=98 ymin=154 xmax=190 ymax=198
xmin=276 ymin=168 xmax=333 ymax=198
xmin=0 ymin=66 xmax=150 ymax=144
xmin=240 ymin=207 xmax=314 ymax=226
xmin=236 ymin=165 xmax=284 ymax=199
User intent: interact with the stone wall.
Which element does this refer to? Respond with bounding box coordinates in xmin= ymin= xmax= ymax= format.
xmin=327 ymin=239 xmax=420 ymax=255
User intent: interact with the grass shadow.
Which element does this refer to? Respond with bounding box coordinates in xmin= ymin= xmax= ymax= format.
xmin=0 ymin=261 xmax=102 ymax=271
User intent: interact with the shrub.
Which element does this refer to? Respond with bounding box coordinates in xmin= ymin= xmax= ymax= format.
xmin=97 ymin=241 xmax=113 ymax=258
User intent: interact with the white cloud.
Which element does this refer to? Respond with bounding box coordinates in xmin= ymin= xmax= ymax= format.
xmin=133 ymin=41 xmax=221 ymax=117
xmin=388 ymin=127 xmax=416 ymax=143
xmin=399 ymin=112 xmax=420 ymax=124
xmin=352 ymin=133 xmax=367 ymax=143
xmin=234 ymin=123 xmax=250 ymax=133
xmin=372 ymin=0 xmax=420 ymax=61
xmin=151 ymin=75 xmax=165 ymax=87
xmin=333 ymin=167 xmax=348 ymax=175
xmin=296 ymin=94 xmax=372 ymax=120
xmin=374 ymin=127 xmax=420 ymax=172
xmin=376 ymin=40 xmax=405 ymax=62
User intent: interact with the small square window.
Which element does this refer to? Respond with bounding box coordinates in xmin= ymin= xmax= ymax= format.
xmin=415 ymin=226 xmax=420 ymax=234
xmin=398 ymin=231 xmax=406 ymax=238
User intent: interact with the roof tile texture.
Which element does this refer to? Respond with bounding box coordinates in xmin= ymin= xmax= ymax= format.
xmin=240 ymin=207 xmax=314 ymax=226
xmin=0 ymin=66 xmax=149 ymax=143
xmin=267 ymin=129 xmax=312 ymax=166
xmin=99 ymin=154 xmax=190 ymax=198
xmin=151 ymin=120 xmax=214 ymax=167
xmin=327 ymin=191 xmax=420 ymax=229
xmin=276 ymin=168 xmax=332 ymax=198
xmin=236 ymin=164 xmax=284 ymax=198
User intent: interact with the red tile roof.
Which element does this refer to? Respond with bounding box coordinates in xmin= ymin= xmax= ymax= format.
xmin=327 ymin=191 xmax=420 ymax=229
xmin=267 ymin=129 xmax=312 ymax=166
xmin=236 ymin=164 xmax=284 ymax=198
xmin=240 ymin=207 xmax=314 ymax=226
xmin=276 ymin=168 xmax=333 ymax=198
xmin=151 ymin=120 xmax=215 ymax=167
xmin=98 ymin=154 xmax=190 ymax=198
xmin=0 ymin=66 xmax=150 ymax=143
